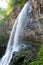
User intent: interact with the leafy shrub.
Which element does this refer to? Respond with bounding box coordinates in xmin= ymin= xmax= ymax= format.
xmin=29 ymin=44 xmax=43 ymax=65
xmin=0 ymin=33 xmax=8 ymax=44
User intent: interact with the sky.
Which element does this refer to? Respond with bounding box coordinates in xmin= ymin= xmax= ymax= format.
xmin=0 ymin=0 xmax=8 ymax=9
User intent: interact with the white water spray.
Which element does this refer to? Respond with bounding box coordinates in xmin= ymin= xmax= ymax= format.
xmin=0 ymin=0 xmax=32 ymax=65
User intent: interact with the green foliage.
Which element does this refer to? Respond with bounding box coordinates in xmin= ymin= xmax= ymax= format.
xmin=23 ymin=59 xmax=29 ymax=65
xmin=0 ymin=20 xmax=2 ymax=25
xmin=16 ymin=50 xmax=32 ymax=61
xmin=0 ymin=0 xmax=27 ymax=24
xmin=19 ymin=44 xmax=43 ymax=65
xmin=0 ymin=8 xmax=10 ymax=26
xmin=29 ymin=60 xmax=43 ymax=65
xmin=0 ymin=8 xmax=7 ymax=18
xmin=13 ymin=0 xmax=27 ymax=7
xmin=9 ymin=0 xmax=27 ymax=7
xmin=29 ymin=44 xmax=43 ymax=65
xmin=37 ymin=45 xmax=43 ymax=61
xmin=0 ymin=8 xmax=8 ymax=25
xmin=0 ymin=33 xmax=8 ymax=44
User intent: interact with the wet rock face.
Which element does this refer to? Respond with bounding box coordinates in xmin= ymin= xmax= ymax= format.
xmin=26 ymin=19 xmax=43 ymax=43
xmin=18 ymin=13 xmax=43 ymax=44
xmin=18 ymin=0 xmax=43 ymax=44
xmin=25 ymin=18 xmax=43 ymax=43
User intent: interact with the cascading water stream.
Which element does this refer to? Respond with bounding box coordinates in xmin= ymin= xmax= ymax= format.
xmin=0 ymin=0 xmax=32 ymax=65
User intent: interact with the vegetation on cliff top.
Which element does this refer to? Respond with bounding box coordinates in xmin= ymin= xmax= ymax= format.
xmin=0 ymin=0 xmax=27 ymax=25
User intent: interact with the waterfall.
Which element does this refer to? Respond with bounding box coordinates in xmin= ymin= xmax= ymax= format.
xmin=0 ymin=0 xmax=32 ymax=65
